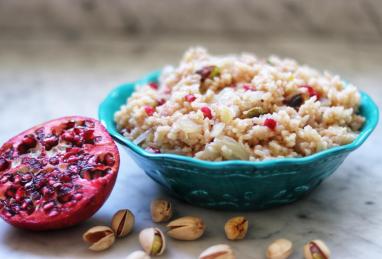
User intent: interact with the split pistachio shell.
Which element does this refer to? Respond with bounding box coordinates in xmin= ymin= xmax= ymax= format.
xmin=266 ymin=239 xmax=293 ymax=259
xmin=139 ymin=227 xmax=166 ymax=256
xmin=199 ymin=244 xmax=236 ymax=259
xmin=150 ymin=199 xmax=173 ymax=223
xmin=126 ymin=250 xmax=151 ymax=259
xmin=167 ymin=216 xmax=205 ymax=240
xmin=224 ymin=216 xmax=248 ymax=240
xmin=111 ymin=209 xmax=135 ymax=238
xmin=82 ymin=226 xmax=115 ymax=251
xmin=304 ymin=240 xmax=330 ymax=259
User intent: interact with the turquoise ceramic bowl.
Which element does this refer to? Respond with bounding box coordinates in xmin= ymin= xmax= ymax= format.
xmin=99 ymin=71 xmax=379 ymax=210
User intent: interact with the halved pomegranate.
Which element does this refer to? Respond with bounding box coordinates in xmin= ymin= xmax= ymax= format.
xmin=0 ymin=116 xmax=119 ymax=230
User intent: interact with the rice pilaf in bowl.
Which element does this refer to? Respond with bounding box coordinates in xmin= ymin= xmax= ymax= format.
xmin=100 ymin=48 xmax=378 ymax=210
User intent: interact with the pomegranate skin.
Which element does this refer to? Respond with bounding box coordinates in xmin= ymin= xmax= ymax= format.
xmin=0 ymin=116 xmax=120 ymax=231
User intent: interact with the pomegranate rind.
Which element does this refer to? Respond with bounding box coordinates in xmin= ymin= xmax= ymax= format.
xmin=0 ymin=116 xmax=120 ymax=230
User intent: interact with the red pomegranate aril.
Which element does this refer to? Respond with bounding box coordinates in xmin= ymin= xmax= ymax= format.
xmin=300 ymin=85 xmax=319 ymax=98
xmin=264 ymin=118 xmax=277 ymax=130
xmin=15 ymin=188 xmax=25 ymax=201
xmin=42 ymin=136 xmax=59 ymax=150
xmin=83 ymin=129 xmax=95 ymax=143
xmin=0 ymin=174 xmax=9 ymax=184
xmin=73 ymin=193 xmax=83 ymax=201
xmin=61 ymin=132 xmax=75 ymax=142
xmin=157 ymin=98 xmax=166 ymax=106
xmin=5 ymin=186 xmax=17 ymax=198
xmin=17 ymin=134 xmax=37 ymax=154
xmin=201 ymin=106 xmax=213 ymax=119
xmin=185 ymin=94 xmax=196 ymax=102
xmin=49 ymin=157 xmax=59 ymax=165
xmin=42 ymin=202 xmax=55 ymax=212
xmin=144 ymin=106 xmax=155 ymax=116
xmin=149 ymin=82 xmax=159 ymax=90
xmin=0 ymin=157 xmax=10 ymax=171
xmin=243 ymin=84 xmax=255 ymax=91
xmin=103 ymin=153 xmax=115 ymax=166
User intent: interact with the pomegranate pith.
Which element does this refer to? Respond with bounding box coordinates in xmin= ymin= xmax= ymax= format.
xmin=0 ymin=116 xmax=120 ymax=231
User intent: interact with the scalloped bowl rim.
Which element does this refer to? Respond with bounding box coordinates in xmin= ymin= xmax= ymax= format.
xmin=99 ymin=70 xmax=379 ymax=170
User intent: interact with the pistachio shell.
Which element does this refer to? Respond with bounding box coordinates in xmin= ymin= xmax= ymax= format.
xmin=224 ymin=216 xmax=248 ymax=240
xmin=126 ymin=250 xmax=151 ymax=259
xmin=266 ymin=239 xmax=293 ymax=259
xmin=167 ymin=216 xmax=205 ymax=240
xmin=150 ymin=199 xmax=173 ymax=223
xmin=139 ymin=227 xmax=166 ymax=256
xmin=82 ymin=226 xmax=115 ymax=252
xmin=303 ymin=240 xmax=330 ymax=259
xmin=199 ymin=244 xmax=236 ymax=259
xmin=111 ymin=209 xmax=135 ymax=238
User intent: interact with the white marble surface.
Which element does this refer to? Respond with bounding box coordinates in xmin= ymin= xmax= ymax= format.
xmin=0 ymin=36 xmax=381 ymax=258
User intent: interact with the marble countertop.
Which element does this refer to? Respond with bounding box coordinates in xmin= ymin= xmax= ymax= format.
xmin=0 ymin=35 xmax=381 ymax=259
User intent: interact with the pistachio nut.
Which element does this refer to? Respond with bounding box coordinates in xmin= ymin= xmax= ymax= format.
xmin=303 ymin=240 xmax=330 ymax=259
xmin=224 ymin=216 xmax=248 ymax=240
xmin=199 ymin=244 xmax=236 ymax=259
xmin=266 ymin=239 xmax=293 ymax=259
xmin=150 ymin=199 xmax=173 ymax=223
xmin=111 ymin=209 xmax=135 ymax=238
xmin=82 ymin=226 xmax=115 ymax=251
xmin=167 ymin=216 xmax=205 ymax=240
xmin=244 ymin=107 xmax=266 ymax=118
xmin=126 ymin=250 xmax=151 ymax=259
xmin=139 ymin=227 xmax=166 ymax=256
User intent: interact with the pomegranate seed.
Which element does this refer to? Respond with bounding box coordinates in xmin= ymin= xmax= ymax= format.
xmin=185 ymin=94 xmax=196 ymax=102
xmin=13 ymin=174 xmax=21 ymax=184
xmin=48 ymin=209 xmax=59 ymax=217
xmin=196 ymin=65 xmax=219 ymax=82
xmin=43 ymin=136 xmax=59 ymax=151
xmin=73 ymin=193 xmax=83 ymax=201
xmin=17 ymin=134 xmax=37 ymax=154
xmin=157 ymin=98 xmax=166 ymax=106
xmin=83 ymin=129 xmax=95 ymax=143
xmin=49 ymin=157 xmax=59 ymax=165
xmin=144 ymin=106 xmax=155 ymax=116
xmin=43 ymin=201 xmax=55 ymax=212
xmin=149 ymin=82 xmax=159 ymax=90
xmin=15 ymin=188 xmax=25 ymax=201
xmin=66 ymin=156 xmax=79 ymax=164
xmin=0 ymin=157 xmax=10 ymax=171
xmin=145 ymin=146 xmax=161 ymax=154
xmin=22 ymin=134 xmax=37 ymax=147
xmin=103 ymin=153 xmax=115 ymax=166
xmin=243 ymin=84 xmax=256 ymax=91
xmin=61 ymin=132 xmax=75 ymax=142
xmin=300 ymin=85 xmax=319 ymax=98
xmin=0 ymin=174 xmax=9 ymax=184
xmin=201 ymin=106 xmax=213 ymax=119
xmin=5 ymin=186 xmax=17 ymax=198
xmin=21 ymin=173 xmax=33 ymax=183
xmin=64 ymin=120 xmax=76 ymax=129
xmin=59 ymin=173 xmax=71 ymax=183
xmin=264 ymin=118 xmax=277 ymax=130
